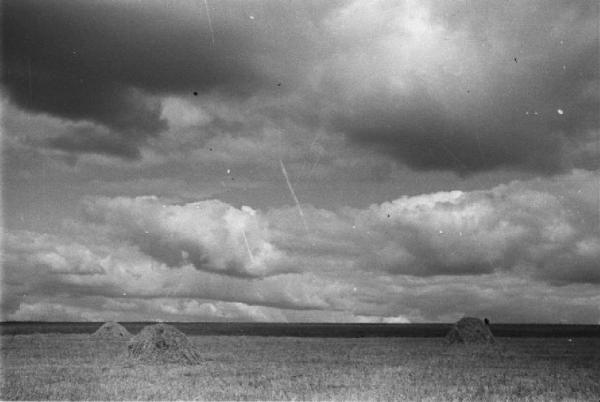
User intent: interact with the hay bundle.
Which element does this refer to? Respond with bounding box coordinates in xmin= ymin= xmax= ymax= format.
xmin=446 ymin=317 xmax=495 ymax=345
xmin=92 ymin=321 xmax=131 ymax=339
xmin=127 ymin=323 xmax=201 ymax=364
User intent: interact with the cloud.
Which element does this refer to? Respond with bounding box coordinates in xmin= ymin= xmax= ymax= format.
xmin=46 ymin=124 xmax=144 ymax=160
xmin=145 ymin=299 xmax=289 ymax=322
xmin=1 ymin=230 xmax=335 ymax=318
xmin=370 ymin=274 xmax=600 ymax=323
xmin=317 ymin=0 xmax=599 ymax=173
xmin=2 ymin=170 xmax=598 ymax=323
xmin=3 ymin=0 xmax=596 ymax=175
xmin=4 ymin=231 xmax=105 ymax=276
xmin=265 ymin=170 xmax=599 ymax=284
xmin=88 ymin=177 xmax=225 ymax=201
xmin=76 ymin=170 xmax=600 ymax=284
xmin=6 ymin=277 xmax=599 ymax=323
xmin=5 ymin=296 xmax=410 ymax=323
xmin=81 ymin=196 xmax=289 ymax=277
xmin=8 ymin=302 xmax=99 ymax=321
xmin=1 ymin=0 xmax=301 ymax=158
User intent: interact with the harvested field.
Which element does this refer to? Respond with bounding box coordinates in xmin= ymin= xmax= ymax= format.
xmin=1 ymin=334 xmax=599 ymax=400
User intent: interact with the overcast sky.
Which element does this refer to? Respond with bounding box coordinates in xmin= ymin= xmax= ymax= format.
xmin=2 ymin=0 xmax=599 ymax=323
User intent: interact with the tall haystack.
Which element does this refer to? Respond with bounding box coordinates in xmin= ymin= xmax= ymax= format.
xmin=127 ymin=323 xmax=201 ymax=364
xmin=92 ymin=321 xmax=131 ymax=339
xmin=446 ymin=317 xmax=495 ymax=345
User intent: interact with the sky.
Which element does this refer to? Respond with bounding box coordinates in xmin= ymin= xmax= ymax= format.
xmin=1 ymin=0 xmax=599 ymax=323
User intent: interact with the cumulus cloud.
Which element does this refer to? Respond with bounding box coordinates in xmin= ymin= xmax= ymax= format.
xmin=4 ymin=231 xmax=105 ymax=276
xmin=81 ymin=196 xmax=289 ymax=277
xmin=8 ymin=302 xmax=99 ymax=321
xmin=75 ymin=170 xmax=600 ymax=285
xmin=2 ymin=230 xmax=335 ymax=319
xmin=145 ymin=299 xmax=289 ymax=322
xmin=5 ymin=296 xmax=410 ymax=323
xmin=263 ymin=170 xmax=599 ymax=284
xmin=2 ymin=170 xmax=599 ymax=323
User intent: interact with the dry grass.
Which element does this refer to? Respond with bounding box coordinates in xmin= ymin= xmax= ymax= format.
xmin=446 ymin=317 xmax=495 ymax=345
xmin=92 ymin=322 xmax=131 ymax=340
xmin=1 ymin=334 xmax=599 ymax=400
xmin=127 ymin=323 xmax=201 ymax=364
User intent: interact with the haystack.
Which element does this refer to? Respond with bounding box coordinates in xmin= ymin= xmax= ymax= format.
xmin=92 ymin=321 xmax=131 ymax=339
xmin=127 ymin=323 xmax=201 ymax=364
xmin=446 ymin=317 xmax=495 ymax=345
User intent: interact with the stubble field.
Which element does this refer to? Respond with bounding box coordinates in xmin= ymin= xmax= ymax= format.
xmin=1 ymin=333 xmax=599 ymax=401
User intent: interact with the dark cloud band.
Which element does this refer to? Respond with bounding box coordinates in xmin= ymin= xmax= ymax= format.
xmin=2 ymin=0 xmax=271 ymax=157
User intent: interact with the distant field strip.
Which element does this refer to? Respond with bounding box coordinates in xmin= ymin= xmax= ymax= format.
xmin=2 ymin=322 xmax=599 ymax=337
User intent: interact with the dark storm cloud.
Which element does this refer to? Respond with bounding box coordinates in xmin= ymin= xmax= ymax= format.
xmin=2 ymin=0 xmax=317 ymax=158
xmin=46 ymin=125 xmax=142 ymax=159
xmin=321 ymin=0 xmax=599 ymax=174
xmin=4 ymin=0 xmax=596 ymax=171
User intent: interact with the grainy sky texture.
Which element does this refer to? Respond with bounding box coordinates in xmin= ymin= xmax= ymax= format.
xmin=2 ymin=0 xmax=599 ymax=323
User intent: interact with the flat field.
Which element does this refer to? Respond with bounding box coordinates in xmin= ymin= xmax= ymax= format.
xmin=1 ymin=334 xmax=599 ymax=401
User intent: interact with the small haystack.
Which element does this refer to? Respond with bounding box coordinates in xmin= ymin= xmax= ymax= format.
xmin=127 ymin=323 xmax=201 ymax=364
xmin=92 ymin=321 xmax=131 ymax=339
xmin=446 ymin=317 xmax=495 ymax=345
